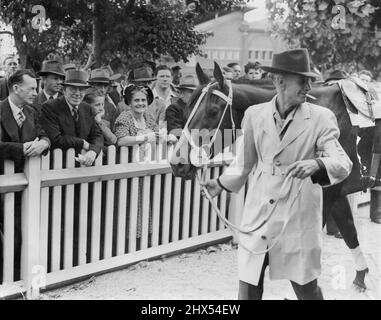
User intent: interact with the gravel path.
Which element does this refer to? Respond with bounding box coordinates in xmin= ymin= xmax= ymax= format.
xmin=40 ymin=204 xmax=380 ymax=300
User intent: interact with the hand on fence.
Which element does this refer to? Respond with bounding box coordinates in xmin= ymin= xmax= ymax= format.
xmin=75 ymin=151 xmax=97 ymax=167
xmin=83 ymin=151 xmax=97 ymax=167
xmin=166 ymin=134 xmax=178 ymax=144
xmin=200 ymin=179 xmax=222 ymax=199
xmin=145 ymin=132 xmax=157 ymax=143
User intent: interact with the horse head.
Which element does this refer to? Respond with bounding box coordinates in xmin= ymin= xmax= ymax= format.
xmin=170 ymin=62 xmax=237 ymax=180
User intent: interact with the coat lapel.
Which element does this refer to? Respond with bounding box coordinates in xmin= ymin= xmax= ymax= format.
xmin=275 ymin=102 xmax=311 ymax=157
xmin=262 ymin=97 xmax=281 ymax=146
xmin=1 ymin=99 xmax=20 ymax=142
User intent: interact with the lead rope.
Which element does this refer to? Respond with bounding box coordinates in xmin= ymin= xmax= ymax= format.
xmin=197 ymin=167 xmax=306 ymax=255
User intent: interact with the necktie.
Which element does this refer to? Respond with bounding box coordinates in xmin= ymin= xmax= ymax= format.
xmin=17 ymin=109 xmax=26 ymax=128
xmin=72 ymin=106 xmax=79 ymax=122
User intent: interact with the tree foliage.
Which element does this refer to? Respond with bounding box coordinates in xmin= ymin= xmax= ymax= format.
xmin=266 ymin=0 xmax=381 ymax=75
xmin=0 ymin=0 xmax=248 ymax=70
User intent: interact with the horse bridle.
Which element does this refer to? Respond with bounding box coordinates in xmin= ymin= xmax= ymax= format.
xmin=182 ymin=80 xmax=236 ymax=168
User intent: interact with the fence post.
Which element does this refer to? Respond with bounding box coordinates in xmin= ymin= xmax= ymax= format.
xmin=228 ymin=187 xmax=245 ymax=243
xmin=21 ymin=156 xmax=42 ymax=299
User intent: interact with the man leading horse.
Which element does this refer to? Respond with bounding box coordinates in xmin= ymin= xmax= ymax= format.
xmin=201 ymin=48 xmax=353 ymax=300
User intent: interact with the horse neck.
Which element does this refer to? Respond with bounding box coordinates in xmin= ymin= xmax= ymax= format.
xmin=230 ymin=83 xmax=276 ymax=128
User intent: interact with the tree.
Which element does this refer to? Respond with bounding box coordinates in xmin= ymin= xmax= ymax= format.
xmin=0 ymin=0 xmax=248 ymax=70
xmin=266 ymin=0 xmax=381 ymax=76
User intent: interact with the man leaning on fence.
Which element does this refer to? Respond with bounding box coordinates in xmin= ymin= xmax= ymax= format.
xmin=0 ymin=69 xmax=51 ymax=283
xmin=40 ymin=69 xmax=104 ymax=167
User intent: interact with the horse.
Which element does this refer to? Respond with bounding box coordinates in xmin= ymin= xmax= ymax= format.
xmin=170 ymin=62 xmax=374 ymax=291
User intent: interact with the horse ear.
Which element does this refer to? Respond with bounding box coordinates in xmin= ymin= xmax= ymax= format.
xmin=195 ymin=62 xmax=210 ymax=85
xmin=213 ymin=61 xmax=225 ymax=89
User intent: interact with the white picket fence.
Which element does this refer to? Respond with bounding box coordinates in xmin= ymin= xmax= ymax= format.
xmin=0 ymin=143 xmax=238 ymax=299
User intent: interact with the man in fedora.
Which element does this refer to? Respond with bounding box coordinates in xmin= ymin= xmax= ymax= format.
xmin=89 ymin=68 xmax=121 ymax=129
xmin=201 ymin=48 xmax=352 ymax=300
xmin=40 ymin=69 xmax=103 ymax=166
xmin=166 ymin=74 xmax=198 ymax=136
xmin=33 ymin=60 xmax=65 ymax=113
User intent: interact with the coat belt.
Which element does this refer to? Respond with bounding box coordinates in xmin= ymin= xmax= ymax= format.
xmin=257 ymin=162 xmax=289 ymax=176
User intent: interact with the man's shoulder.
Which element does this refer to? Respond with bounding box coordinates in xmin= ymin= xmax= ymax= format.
xmin=42 ymin=96 xmax=65 ymax=111
xmin=306 ymin=102 xmax=335 ymax=119
xmin=245 ymin=101 xmax=270 ymax=117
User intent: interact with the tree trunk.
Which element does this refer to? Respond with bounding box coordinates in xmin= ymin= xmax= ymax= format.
xmin=92 ymin=1 xmax=102 ymax=68
xmin=11 ymin=24 xmax=28 ymax=68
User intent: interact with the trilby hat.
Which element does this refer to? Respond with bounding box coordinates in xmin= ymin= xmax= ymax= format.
xmin=261 ymin=48 xmax=318 ymax=78
xmin=39 ymin=60 xmax=65 ymax=78
xmin=63 ymin=69 xmax=91 ymax=87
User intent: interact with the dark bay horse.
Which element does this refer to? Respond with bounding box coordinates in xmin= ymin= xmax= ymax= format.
xmin=170 ymin=62 xmax=371 ymax=290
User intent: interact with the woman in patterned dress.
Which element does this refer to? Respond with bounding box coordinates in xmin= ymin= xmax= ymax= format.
xmin=114 ymin=84 xmax=159 ymax=240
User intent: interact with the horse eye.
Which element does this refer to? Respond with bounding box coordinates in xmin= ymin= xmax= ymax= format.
xmin=207 ymin=107 xmax=219 ymax=117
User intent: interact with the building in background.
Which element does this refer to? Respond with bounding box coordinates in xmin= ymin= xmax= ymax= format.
xmin=178 ymin=7 xmax=286 ymax=75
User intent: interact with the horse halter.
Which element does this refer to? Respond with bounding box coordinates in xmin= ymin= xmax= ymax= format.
xmin=182 ymin=80 xmax=236 ymax=168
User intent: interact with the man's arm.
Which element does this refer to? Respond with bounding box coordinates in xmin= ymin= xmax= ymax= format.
xmin=87 ymin=118 xmax=104 ymax=155
xmin=313 ymin=109 xmax=353 ymax=186
xmin=40 ymin=102 xmax=85 ymax=150
xmin=218 ymin=109 xmax=258 ymax=193
xmin=166 ymin=104 xmax=184 ymax=134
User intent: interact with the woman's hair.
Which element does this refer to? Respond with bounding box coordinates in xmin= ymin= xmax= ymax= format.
xmin=244 ymin=61 xmax=260 ymax=74
xmin=123 ymin=84 xmax=153 ymax=105
xmin=84 ymin=88 xmax=105 ymax=105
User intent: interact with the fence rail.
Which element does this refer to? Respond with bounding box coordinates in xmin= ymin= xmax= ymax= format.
xmin=0 ymin=143 xmax=235 ymax=299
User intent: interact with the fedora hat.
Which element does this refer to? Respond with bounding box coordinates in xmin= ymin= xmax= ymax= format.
xmin=63 ymin=69 xmax=91 ymax=87
xmin=261 ymin=48 xmax=318 ymax=78
xmin=129 ymin=66 xmax=156 ymax=82
xmin=88 ymin=68 xmax=111 ymax=84
xmin=324 ymin=70 xmax=348 ymax=83
xmin=39 ymin=60 xmax=65 ymax=77
xmin=101 ymin=65 xmax=122 ymax=82
xmin=62 ymin=63 xmax=76 ymax=73
xmin=176 ymin=74 xmax=198 ymax=91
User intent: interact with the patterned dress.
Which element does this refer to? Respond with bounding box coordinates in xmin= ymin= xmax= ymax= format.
xmin=114 ymin=110 xmax=158 ymax=239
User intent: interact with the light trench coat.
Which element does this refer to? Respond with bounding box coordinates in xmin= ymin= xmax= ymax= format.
xmin=219 ymin=96 xmax=352 ymax=286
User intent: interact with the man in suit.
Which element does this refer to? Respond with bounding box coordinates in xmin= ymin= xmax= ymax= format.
xmin=202 ymin=49 xmax=352 ymax=300
xmin=40 ymin=69 xmax=103 ymax=167
xmin=89 ymin=68 xmax=121 ymax=130
xmin=0 ymin=56 xmax=20 ymax=101
xmin=166 ymin=74 xmax=197 ymax=136
xmin=33 ymin=60 xmax=65 ymax=114
xmin=0 ymin=69 xmax=50 ymax=282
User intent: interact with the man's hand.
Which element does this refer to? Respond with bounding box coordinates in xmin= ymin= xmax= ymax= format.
xmin=24 ymin=139 xmax=49 ymax=157
xmin=23 ymin=141 xmax=34 ymax=155
xmin=285 ymin=160 xmax=320 ymax=179
xmin=94 ymin=113 xmax=103 ymax=124
xmin=83 ymin=140 xmax=90 ymax=151
xmin=200 ymin=179 xmax=223 ymax=198
xmin=145 ymin=132 xmax=157 ymax=143
xmin=82 ymin=150 xmax=97 ymax=167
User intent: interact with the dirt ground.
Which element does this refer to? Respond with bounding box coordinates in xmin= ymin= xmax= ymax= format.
xmin=40 ymin=204 xmax=380 ymax=300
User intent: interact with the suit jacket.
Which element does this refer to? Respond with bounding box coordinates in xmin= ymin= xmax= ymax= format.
xmin=219 ymin=96 xmax=352 ymax=286
xmin=0 ymin=98 xmax=50 ymax=167
xmin=32 ymin=91 xmax=62 ymax=115
xmin=108 ymin=89 xmax=121 ymax=106
xmin=40 ymin=96 xmax=104 ymax=155
xmin=165 ymin=98 xmax=188 ymax=135
xmin=0 ymin=78 xmax=8 ymax=102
